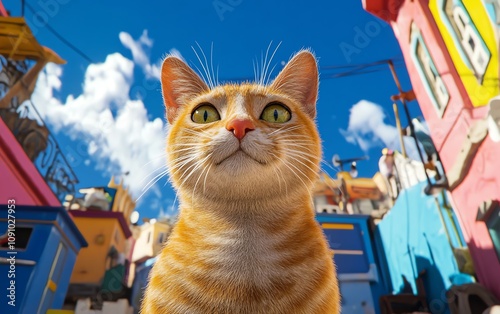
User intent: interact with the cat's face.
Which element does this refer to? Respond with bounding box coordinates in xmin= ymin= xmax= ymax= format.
xmin=162 ymin=51 xmax=321 ymax=201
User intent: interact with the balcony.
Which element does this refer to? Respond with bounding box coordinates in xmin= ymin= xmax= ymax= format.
xmin=0 ymin=54 xmax=79 ymax=203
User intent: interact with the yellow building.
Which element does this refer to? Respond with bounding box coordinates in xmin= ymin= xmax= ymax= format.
xmin=65 ymin=177 xmax=135 ymax=301
xmin=131 ymin=220 xmax=172 ymax=264
xmin=69 ymin=211 xmax=131 ymax=285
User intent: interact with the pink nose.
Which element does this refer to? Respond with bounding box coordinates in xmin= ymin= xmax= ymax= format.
xmin=226 ymin=118 xmax=255 ymax=140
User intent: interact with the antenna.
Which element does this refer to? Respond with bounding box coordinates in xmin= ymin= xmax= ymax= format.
xmin=332 ymin=155 xmax=368 ymax=177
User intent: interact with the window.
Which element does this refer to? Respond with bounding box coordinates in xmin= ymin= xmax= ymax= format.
xmin=158 ymin=232 xmax=165 ymax=244
xmin=486 ymin=205 xmax=500 ymax=262
xmin=410 ymin=23 xmax=450 ymax=117
xmin=442 ymin=0 xmax=491 ymax=81
xmin=0 ymin=227 xmax=33 ymax=250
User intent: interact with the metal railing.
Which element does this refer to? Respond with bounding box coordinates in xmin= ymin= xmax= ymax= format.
xmin=0 ymin=55 xmax=79 ymax=203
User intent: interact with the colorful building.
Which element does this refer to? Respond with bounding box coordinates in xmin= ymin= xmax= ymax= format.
xmin=131 ymin=219 xmax=171 ymax=265
xmin=364 ymin=0 xmax=500 ymax=299
xmin=316 ymin=213 xmax=386 ymax=313
xmin=0 ymin=4 xmax=88 ymax=313
xmin=313 ymin=170 xmax=392 ymax=217
xmin=65 ymin=178 xmax=135 ymax=305
xmin=0 ymin=9 xmax=75 ymax=206
xmin=127 ymin=218 xmax=173 ymax=312
xmin=0 ymin=205 xmax=87 ymax=314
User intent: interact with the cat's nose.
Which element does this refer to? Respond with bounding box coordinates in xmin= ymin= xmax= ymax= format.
xmin=226 ymin=118 xmax=255 ymax=140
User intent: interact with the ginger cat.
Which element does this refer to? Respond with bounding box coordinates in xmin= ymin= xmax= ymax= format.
xmin=141 ymin=50 xmax=340 ymax=314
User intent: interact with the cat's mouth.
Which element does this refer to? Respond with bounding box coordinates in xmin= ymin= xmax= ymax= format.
xmin=215 ymin=149 xmax=266 ymax=166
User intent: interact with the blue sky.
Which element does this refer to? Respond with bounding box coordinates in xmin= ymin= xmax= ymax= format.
xmin=6 ymin=0 xmax=423 ymax=220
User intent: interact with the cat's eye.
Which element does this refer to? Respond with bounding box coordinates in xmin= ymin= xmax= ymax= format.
xmin=192 ymin=104 xmax=220 ymax=124
xmin=260 ymin=102 xmax=291 ymax=123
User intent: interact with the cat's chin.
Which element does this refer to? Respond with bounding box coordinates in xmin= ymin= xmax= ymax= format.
xmin=215 ymin=149 xmax=266 ymax=167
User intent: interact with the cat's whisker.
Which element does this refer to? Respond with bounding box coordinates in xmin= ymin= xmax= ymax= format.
xmin=283 ymin=154 xmax=316 ymax=185
xmin=136 ymin=169 xmax=169 ymax=202
xmin=170 ymin=154 xmax=197 ymax=165
xmin=269 ymin=125 xmax=293 ymax=135
xmin=253 ymin=59 xmax=258 ymax=84
xmin=263 ymin=41 xmax=282 ymax=86
xmin=284 ymin=147 xmax=318 ymax=159
xmin=255 ymin=57 xmax=261 ymax=85
xmin=169 ymin=157 xmax=198 ymax=178
xmin=141 ymin=169 xmax=170 ymax=192
xmin=140 ymin=154 xmax=168 ymax=171
xmin=192 ymin=154 xmax=213 ymax=200
xmin=269 ymin=124 xmax=303 ymax=135
xmin=279 ymin=140 xmax=314 ymax=145
xmin=194 ymin=42 xmax=215 ymax=89
xmin=171 ymin=146 xmax=202 ymax=154
xmin=260 ymin=41 xmax=273 ymax=86
xmin=170 ymin=142 xmax=202 ymax=148
xmin=139 ymin=164 xmax=168 ymax=186
xmin=202 ymin=163 xmax=213 ymax=194
xmin=216 ymin=65 xmax=220 ymax=86
xmin=170 ymin=155 xmax=197 ymax=166
xmin=265 ymin=62 xmax=278 ymax=86
xmin=320 ymin=160 xmax=339 ymax=173
xmin=285 ymin=151 xmax=320 ymax=175
xmin=276 ymin=130 xmax=308 ymax=137
xmin=271 ymin=152 xmax=311 ymax=193
xmin=272 ymin=163 xmax=288 ymax=196
xmin=279 ymin=138 xmax=315 ymax=145
xmin=277 ymin=128 xmax=306 ymax=134
xmin=192 ymin=62 xmax=210 ymax=90
xmin=140 ymin=152 xmax=167 ymax=168
xmin=178 ymin=154 xmax=212 ymax=188
xmin=281 ymin=144 xmax=318 ymax=158
xmin=182 ymin=128 xmax=213 ymax=138
xmin=259 ymin=50 xmax=264 ymax=85
xmin=281 ymin=134 xmax=310 ymax=139
xmin=170 ymin=156 xmax=198 ymax=177
xmin=178 ymin=159 xmax=211 ymax=204
xmin=210 ymin=42 xmax=217 ymax=87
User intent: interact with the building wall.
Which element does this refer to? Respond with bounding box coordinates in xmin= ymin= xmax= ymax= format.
xmin=364 ymin=0 xmax=500 ymax=298
xmin=0 ymin=118 xmax=60 ymax=206
xmin=131 ymin=222 xmax=170 ymax=263
xmin=375 ymin=182 xmax=473 ymax=311
xmin=70 ymin=217 xmax=126 ymax=284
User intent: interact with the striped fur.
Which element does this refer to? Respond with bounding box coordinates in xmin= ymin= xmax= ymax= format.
xmin=141 ymin=51 xmax=340 ymax=314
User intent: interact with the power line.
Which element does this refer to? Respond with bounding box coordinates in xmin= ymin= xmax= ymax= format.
xmin=320 ymin=57 xmax=404 ymax=70
xmin=24 ymin=2 xmax=94 ymax=63
xmin=20 ymin=2 xmax=405 ymax=81
xmin=219 ymin=58 xmax=405 ymax=82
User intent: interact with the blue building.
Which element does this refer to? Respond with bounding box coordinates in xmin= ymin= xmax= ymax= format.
xmin=0 ymin=205 xmax=87 ymax=313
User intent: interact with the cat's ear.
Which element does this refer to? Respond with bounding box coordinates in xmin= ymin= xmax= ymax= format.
xmin=161 ymin=56 xmax=209 ymax=124
xmin=270 ymin=50 xmax=318 ymax=118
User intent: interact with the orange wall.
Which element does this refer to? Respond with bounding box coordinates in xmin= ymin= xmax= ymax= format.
xmin=70 ymin=217 xmax=126 ymax=284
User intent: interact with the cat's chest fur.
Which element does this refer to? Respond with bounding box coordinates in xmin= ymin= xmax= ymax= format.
xmin=148 ymin=202 xmax=334 ymax=309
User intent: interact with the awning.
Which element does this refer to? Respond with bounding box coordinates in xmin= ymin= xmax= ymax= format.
xmin=0 ymin=16 xmax=65 ymax=64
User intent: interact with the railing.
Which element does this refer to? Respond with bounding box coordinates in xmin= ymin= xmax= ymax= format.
xmin=0 ymin=55 xmax=79 ymax=203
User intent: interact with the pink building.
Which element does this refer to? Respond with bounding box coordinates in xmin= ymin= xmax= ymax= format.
xmin=364 ymin=0 xmax=500 ymax=298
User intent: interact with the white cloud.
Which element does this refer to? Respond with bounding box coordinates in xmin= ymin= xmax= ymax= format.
xmin=340 ymin=100 xmax=425 ymax=160
xmin=31 ymin=31 xmax=169 ymax=202
xmin=119 ymin=30 xmax=161 ymax=79
xmin=156 ymin=198 xmax=177 ymax=219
